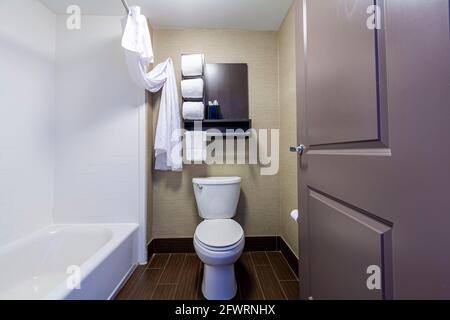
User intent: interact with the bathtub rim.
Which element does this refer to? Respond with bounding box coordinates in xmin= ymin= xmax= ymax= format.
xmin=48 ymin=223 xmax=139 ymax=300
xmin=0 ymin=223 xmax=139 ymax=300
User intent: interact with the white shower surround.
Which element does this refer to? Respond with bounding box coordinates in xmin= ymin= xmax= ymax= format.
xmin=54 ymin=14 xmax=148 ymax=264
xmin=0 ymin=0 xmax=56 ymax=245
xmin=0 ymin=1 xmax=148 ymax=299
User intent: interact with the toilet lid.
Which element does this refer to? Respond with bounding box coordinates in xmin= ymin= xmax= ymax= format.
xmin=195 ymin=219 xmax=244 ymax=248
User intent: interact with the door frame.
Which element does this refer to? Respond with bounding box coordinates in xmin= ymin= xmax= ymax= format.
xmin=295 ymin=0 xmax=311 ymax=300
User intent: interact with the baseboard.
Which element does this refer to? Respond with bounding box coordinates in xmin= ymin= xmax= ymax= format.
xmin=244 ymin=236 xmax=279 ymax=252
xmin=148 ymin=236 xmax=299 ymax=276
xmin=278 ymin=237 xmax=299 ymax=277
xmin=148 ymin=236 xmax=278 ymax=254
xmin=149 ymin=238 xmax=195 ymax=254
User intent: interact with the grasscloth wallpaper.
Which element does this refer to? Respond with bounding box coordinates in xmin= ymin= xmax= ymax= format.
xmin=151 ymin=28 xmax=280 ymax=239
xmin=278 ymin=5 xmax=299 ymax=257
xmin=148 ymin=4 xmax=298 ymax=256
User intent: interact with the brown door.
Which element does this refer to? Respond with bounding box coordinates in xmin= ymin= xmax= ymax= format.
xmin=295 ymin=0 xmax=450 ymax=299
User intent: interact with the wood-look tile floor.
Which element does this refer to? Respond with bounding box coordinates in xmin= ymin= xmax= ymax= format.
xmin=116 ymin=251 xmax=299 ymax=300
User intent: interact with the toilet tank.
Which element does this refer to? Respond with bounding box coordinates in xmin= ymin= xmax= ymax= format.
xmin=193 ymin=177 xmax=241 ymax=219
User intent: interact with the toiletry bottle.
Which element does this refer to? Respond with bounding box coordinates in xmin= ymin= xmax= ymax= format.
xmin=209 ymin=100 xmax=220 ymax=120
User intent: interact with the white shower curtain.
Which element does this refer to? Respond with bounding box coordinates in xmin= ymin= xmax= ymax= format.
xmin=122 ymin=6 xmax=182 ymax=172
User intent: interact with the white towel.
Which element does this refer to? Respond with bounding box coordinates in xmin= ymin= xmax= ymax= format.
xmin=182 ymin=54 xmax=204 ymax=77
xmin=183 ymin=102 xmax=205 ymax=120
xmin=122 ymin=6 xmax=182 ymax=172
xmin=185 ymin=131 xmax=207 ymax=163
xmin=181 ymin=78 xmax=204 ymax=99
xmin=121 ymin=6 xmax=154 ymax=65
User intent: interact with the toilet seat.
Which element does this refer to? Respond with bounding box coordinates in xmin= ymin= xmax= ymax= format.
xmin=194 ymin=235 xmax=244 ymax=252
xmin=195 ymin=219 xmax=244 ymax=252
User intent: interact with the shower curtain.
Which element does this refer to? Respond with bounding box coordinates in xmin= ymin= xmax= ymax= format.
xmin=122 ymin=6 xmax=182 ymax=172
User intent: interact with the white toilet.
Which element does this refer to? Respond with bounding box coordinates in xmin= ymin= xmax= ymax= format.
xmin=192 ymin=177 xmax=245 ymax=300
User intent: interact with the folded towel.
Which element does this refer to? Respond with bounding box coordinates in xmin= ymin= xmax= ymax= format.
xmin=181 ymin=78 xmax=204 ymax=99
xmin=185 ymin=131 xmax=207 ymax=163
xmin=183 ymin=102 xmax=205 ymax=120
xmin=182 ymin=54 xmax=204 ymax=77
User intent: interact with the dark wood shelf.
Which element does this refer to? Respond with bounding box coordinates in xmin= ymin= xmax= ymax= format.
xmin=184 ymin=119 xmax=252 ymax=133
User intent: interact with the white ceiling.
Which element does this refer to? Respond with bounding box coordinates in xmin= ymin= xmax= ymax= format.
xmin=40 ymin=0 xmax=294 ymax=31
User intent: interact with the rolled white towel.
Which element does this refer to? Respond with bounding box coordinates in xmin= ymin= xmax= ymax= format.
xmin=183 ymin=102 xmax=205 ymax=120
xmin=182 ymin=54 xmax=204 ymax=77
xmin=181 ymin=78 xmax=204 ymax=99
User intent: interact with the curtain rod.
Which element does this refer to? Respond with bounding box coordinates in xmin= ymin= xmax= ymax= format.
xmin=121 ymin=0 xmax=130 ymax=14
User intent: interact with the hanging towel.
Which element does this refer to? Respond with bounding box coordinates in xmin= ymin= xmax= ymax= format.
xmin=181 ymin=78 xmax=204 ymax=99
xmin=182 ymin=54 xmax=204 ymax=77
xmin=185 ymin=131 xmax=207 ymax=162
xmin=122 ymin=6 xmax=182 ymax=172
xmin=121 ymin=6 xmax=154 ymax=66
xmin=183 ymin=102 xmax=205 ymax=120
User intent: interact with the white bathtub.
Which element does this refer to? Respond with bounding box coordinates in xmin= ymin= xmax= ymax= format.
xmin=0 ymin=224 xmax=139 ymax=300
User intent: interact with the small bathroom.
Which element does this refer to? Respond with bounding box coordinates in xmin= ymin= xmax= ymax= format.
xmin=1 ymin=0 xmax=449 ymax=304
xmin=0 ymin=0 xmax=299 ymax=301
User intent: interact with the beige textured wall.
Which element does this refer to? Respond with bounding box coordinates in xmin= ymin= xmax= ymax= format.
xmin=150 ymin=29 xmax=280 ymax=239
xmin=278 ymin=5 xmax=299 ymax=256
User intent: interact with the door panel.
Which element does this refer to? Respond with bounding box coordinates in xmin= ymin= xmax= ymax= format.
xmin=308 ymin=190 xmax=392 ymax=300
xmin=297 ymin=0 xmax=450 ymax=299
xmin=307 ymin=0 xmax=379 ymax=146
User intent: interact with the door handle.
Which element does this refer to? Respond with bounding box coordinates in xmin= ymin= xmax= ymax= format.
xmin=290 ymin=144 xmax=306 ymax=156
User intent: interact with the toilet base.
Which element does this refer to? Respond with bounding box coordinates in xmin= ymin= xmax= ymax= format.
xmin=202 ymin=264 xmax=237 ymax=300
